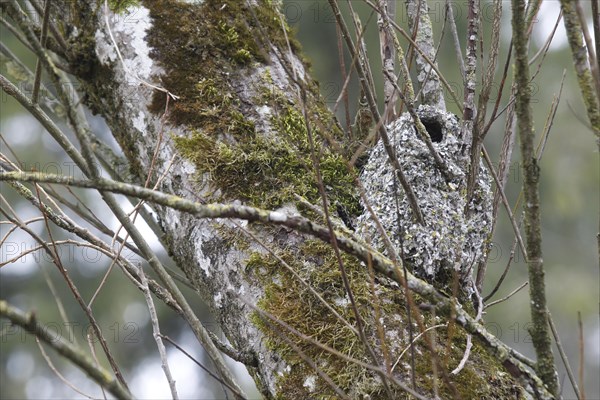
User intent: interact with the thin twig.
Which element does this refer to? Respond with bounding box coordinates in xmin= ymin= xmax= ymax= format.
xmin=446 ymin=0 xmax=465 ymax=79
xmin=547 ymin=310 xmax=581 ymax=400
xmin=481 ymin=147 xmax=528 ymax=260
xmin=137 ymin=264 xmax=179 ymax=400
xmin=391 ymin=324 xmax=447 ymax=372
xmin=483 ymin=281 xmax=528 ymax=309
xmin=35 ymin=337 xmax=96 ymax=399
xmin=483 ymin=233 xmax=519 ymax=302
xmin=0 ymin=300 xmax=131 ymax=400
xmin=31 ymin=0 xmax=51 ymax=104
xmin=160 ymin=335 xmax=246 ymax=400
xmin=452 ymin=278 xmax=483 ymax=374
xmin=85 ymin=332 xmax=108 ymax=400
xmin=578 ymin=311 xmax=586 ymax=400
xmin=560 ymin=0 xmax=600 ymax=141
xmin=102 ymin=0 xmax=178 ymax=100
xmin=574 ymin=0 xmax=599 ymax=96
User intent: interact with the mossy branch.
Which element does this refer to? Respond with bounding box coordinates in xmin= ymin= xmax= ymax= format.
xmin=559 ymin=0 xmax=600 ymax=144
xmin=512 ymin=0 xmax=559 ymax=396
xmin=0 ymin=169 xmax=553 ymax=399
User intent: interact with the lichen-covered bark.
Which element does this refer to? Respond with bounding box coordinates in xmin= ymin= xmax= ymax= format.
xmin=405 ymin=0 xmax=446 ymax=111
xmin=62 ymin=0 xmax=528 ymax=397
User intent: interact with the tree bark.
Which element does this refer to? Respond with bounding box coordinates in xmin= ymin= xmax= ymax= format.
xmin=49 ymin=0 xmax=536 ymax=397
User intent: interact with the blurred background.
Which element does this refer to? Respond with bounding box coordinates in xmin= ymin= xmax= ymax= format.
xmin=1 ymin=1 xmax=598 ymax=399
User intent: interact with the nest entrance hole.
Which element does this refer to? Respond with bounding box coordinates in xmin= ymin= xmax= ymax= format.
xmin=419 ymin=117 xmax=443 ymax=143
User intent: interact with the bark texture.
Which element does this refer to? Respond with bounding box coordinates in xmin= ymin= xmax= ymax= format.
xmin=61 ymin=0 xmax=529 ymax=397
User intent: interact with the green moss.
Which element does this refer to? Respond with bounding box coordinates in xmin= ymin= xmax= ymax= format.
xmin=169 ymin=69 xmax=360 ymax=213
xmin=143 ymin=0 xmax=352 ymax=212
xmin=247 ymin=241 xmax=401 ymax=398
xmin=246 ymin=241 xmax=526 ymax=398
xmin=144 ymin=0 xmax=307 ymax=123
xmin=391 ymin=315 xmax=526 ymax=400
xmin=108 ymin=0 xmax=139 ymax=13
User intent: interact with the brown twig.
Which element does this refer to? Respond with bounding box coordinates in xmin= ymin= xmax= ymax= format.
xmin=31 ymin=0 xmax=51 ymax=104
xmin=483 ymin=281 xmax=528 ymax=309
xmin=547 ymin=310 xmax=581 ymax=400
xmin=0 ymin=300 xmax=131 ymax=400
xmin=578 ymin=311 xmax=586 ymax=400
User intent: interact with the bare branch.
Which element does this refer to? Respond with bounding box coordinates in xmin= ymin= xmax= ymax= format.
xmin=0 ymin=300 xmax=132 ymax=400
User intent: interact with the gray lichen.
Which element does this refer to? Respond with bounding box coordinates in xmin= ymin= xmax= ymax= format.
xmin=357 ymin=105 xmax=493 ymax=296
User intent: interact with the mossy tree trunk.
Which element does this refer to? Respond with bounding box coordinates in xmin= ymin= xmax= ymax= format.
xmin=31 ymin=0 xmax=535 ymax=398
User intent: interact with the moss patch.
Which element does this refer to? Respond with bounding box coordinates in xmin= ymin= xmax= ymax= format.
xmin=108 ymin=0 xmax=139 ymax=13
xmin=144 ymin=0 xmax=354 ymax=213
xmin=145 ymin=0 xmax=301 ymax=127
xmin=246 ymin=240 xmax=525 ymax=398
xmin=247 ymin=240 xmax=406 ymax=398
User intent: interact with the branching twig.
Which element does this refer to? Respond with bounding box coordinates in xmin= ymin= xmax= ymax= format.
xmin=0 ymin=300 xmax=131 ymax=400
xmin=137 ymin=264 xmax=179 ymax=400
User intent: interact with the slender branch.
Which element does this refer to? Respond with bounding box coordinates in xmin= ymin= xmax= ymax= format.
xmin=577 ymin=312 xmax=586 ymax=400
xmin=547 ymin=310 xmax=581 ymax=400
xmin=560 ymin=0 xmax=600 ymax=143
xmin=160 ymin=335 xmax=248 ymax=400
xmin=476 ymin=102 xmax=516 ymax=292
xmin=31 ymin=0 xmax=51 ymax=104
xmin=136 ymin=265 xmax=179 ymax=400
xmin=0 ymin=300 xmax=132 ymax=400
xmin=512 ymin=0 xmax=558 ymax=395
xmin=483 ymin=231 xmax=519 ymax=302
xmin=391 ymin=324 xmax=447 ymax=372
xmin=466 ymin=0 xmax=502 ymax=207
xmin=592 ymin=0 xmax=600 ymax=97
xmin=483 ymin=281 xmax=528 ymax=309
xmin=460 ymin=0 xmax=480 ymax=150
xmin=446 ymin=0 xmax=465 ymax=79
xmin=574 ymin=0 xmax=599 ymax=97
xmin=378 ymin=0 xmax=398 ymax=122
xmin=481 ymin=147 xmax=528 ymax=260
xmin=35 ymin=336 xmax=95 ymax=399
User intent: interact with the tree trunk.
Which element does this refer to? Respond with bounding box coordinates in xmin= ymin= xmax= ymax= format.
xmin=59 ymin=0 xmax=530 ymax=397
